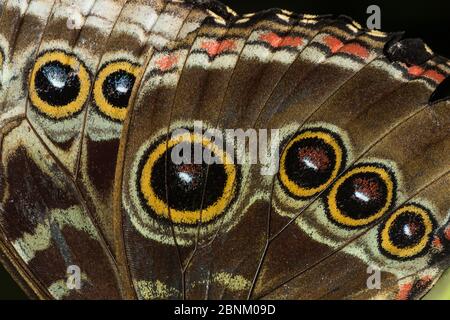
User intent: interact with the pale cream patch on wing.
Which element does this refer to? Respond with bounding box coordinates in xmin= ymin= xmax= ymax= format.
xmin=6 ymin=0 xmax=29 ymax=15
xmin=12 ymin=205 xmax=99 ymax=263
xmin=47 ymin=273 xmax=89 ymax=300
xmin=135 ymin=280 xmax=179 ymax=300
xmin=211 ymin=272 xmax=252 ymax=292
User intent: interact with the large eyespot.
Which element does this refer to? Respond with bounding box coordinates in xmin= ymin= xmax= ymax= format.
xmin=279 ymin=128 xmax=346 ymax=198
xmin=379 ymin=204 xmax=435 ymax=260
xmin=93 ymin=60 xmax=140 ymax=122
xmin=326 ymin=164 xmax=396 ymax=228
xmin=29 ymin=50 xmax=90 ymax=119
xmin=137 ymin=131 xmax=238 ymax=225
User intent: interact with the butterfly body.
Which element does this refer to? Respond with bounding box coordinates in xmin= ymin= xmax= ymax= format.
xmin=0 ymin=0 xmax=449 ymax=300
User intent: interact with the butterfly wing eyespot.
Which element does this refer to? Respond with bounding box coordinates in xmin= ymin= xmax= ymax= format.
xmin=93 ymin=60 xmax=140 ymax=122
xmin=137 ymin=131 xmax=238 ymax=225
xmin=379 ymin=204 xmax=435 ymax=260
xmin=326 ymin=163 xmax=396 ymax=228
xmin=278 ymin=128 xmax=346 ymax=199
xmin=29 ymin=50 xmax=91 ymax=119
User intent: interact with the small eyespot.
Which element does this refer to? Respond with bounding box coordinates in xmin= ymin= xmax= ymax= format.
xmin=137 ymin=131 xmax=238 ymax=225
xmin=29 ymin=50 xmax=91 ymax=119
xmin=93 ymin=60 xmax=140 ymax=122
xmin=279 ymin=128 xmax=346 ymax=198
xmin=379 ymin=204 xmax=435 ymax=260
xmin=326 ymin=163 xmax=396 ymax=228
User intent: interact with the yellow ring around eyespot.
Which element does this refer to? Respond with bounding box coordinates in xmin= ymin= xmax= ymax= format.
xmin=93 ymin=61 xmax=140 ymax=122
xmin=29 ymin=50 xmax=91 ymax=119
xmin=279 ymin=130 xmax=343 ymax=198
xmin=381 ymin=205 xmax=433 ymax=258
xmin=327 ymin=165 xmax=394 ymax=227
xmin=139 ymin=132 xmax=237 ymax=225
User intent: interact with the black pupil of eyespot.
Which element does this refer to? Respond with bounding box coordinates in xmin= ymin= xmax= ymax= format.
xmin=102 ymin=70 xmax=135 ymax=109
xmin=285 ymin=137 xmax=336 ymax=189
xmin=150 ymin=142 xmax=228 ymax=214
xmin=35 ymin=61 xmax=80 ymax=106
xmin=336 ymin=172 xmax=388 ymax=220
xmin=389 ymin=212 xmax=426 ymax=248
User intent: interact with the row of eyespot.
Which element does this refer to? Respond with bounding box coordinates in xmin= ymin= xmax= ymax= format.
xmin=280 ymin=129 xmax=436 ymax=260
xmin=15 ymin=50 xmax=437 ymax=261
xmin=28 ymin=50 xmax=140 ymax=122
xmin=136 ymin=131 xmax=436 ymax=260
xmin=0 ymin=47 xmax=438 ymax=263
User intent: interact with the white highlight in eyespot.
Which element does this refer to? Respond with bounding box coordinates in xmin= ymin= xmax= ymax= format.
xmin=403 ymin=224 xmax=413 ymax=237
xmin=178 ymin=172 xmax=193 ymax=184
xmin=43 ymin=65 xmax=68 ymax=89
xmin=303 ymin=158 xmax=318 ymax=171
xmin=355 ymin=191 xmax=370 ymax=203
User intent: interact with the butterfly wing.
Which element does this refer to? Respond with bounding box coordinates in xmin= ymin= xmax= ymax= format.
xmin=116 ymin=9 xmax=450 ymax=300
xmin=0 ymin=0 xmax=449 ymax=300
xmin=0 ymin=0 xmax=235 ymax=299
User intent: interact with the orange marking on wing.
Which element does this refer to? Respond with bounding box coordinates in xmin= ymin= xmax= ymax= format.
xmin=201 ymin=39 xmax=236 ymax=58
xmin=259 ymin=32 xmax=303 ymax=48
xmin=432 ymin=236 xmax=443 ymax=250
xmin=339 ymin=43 xmax=370 ymax=59
xmin=421 ymin=275 xmax=433 ymax=283
xmin=423 ymin=69 xmax=446 ymax=83
xmin=324 ymin=35 xmax=344 ymax=53
xmin=397 ymin=283 xmax=413 ymax=300
xmin=155 ymin=54 xmax=179 ymax=71
xmin=408 ymin=65 xmax=425 ymax=77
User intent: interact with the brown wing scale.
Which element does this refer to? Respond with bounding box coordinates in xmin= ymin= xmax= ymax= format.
xmin=0 ymin=0 xmax=448 ymax=300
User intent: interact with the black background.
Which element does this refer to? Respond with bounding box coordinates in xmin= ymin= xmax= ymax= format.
xmin=0 ymin=0 xmax=449 ymax=300
xmin=222 ymin=0 xmax=450 ymax=56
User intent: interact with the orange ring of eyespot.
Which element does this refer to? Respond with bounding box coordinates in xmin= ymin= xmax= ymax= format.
xmin=139 ymin=132 xmax=237 ymax=225
xmin=380 ymin=204 xmax=434 ymax=259
xmin=93 ymin=60 xmax=140 ymax=122
xmin=327 ymin=165 xmax=395 ymax=227
xmin=279 ymin=130 xmax=344 ymax=198
xmin=29 ymin=50 xmax=91 ymax=119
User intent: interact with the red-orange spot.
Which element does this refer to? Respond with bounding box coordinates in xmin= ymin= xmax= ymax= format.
xmin=201 ymin=39 xmax=236 ymax=58
xmin=423 ymin=70 xmax=446 ymax=83
xmin=408 ymin=65 xmax=424 ymax=77
xmin=421 ymin=275 xmax=433 ymax=284
xmin=259 ymin=32 xmax=303 ymax=48
xmin=324 ymin=35 xmax=344 ymax=53
xmin=298 ymin=147 xmax=330 ymax=172
xmin=397 ymin=283 xmax=413 ymax=300
xmin=353 ymin=177 xmax=381 ymax=200
xmin=155 ymin=54 xmax=178 ymax=71
xmin=432 ymin=236 xmax=443 ymax=250
xmin=339 ymin=43 xmax=370 ymax=59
